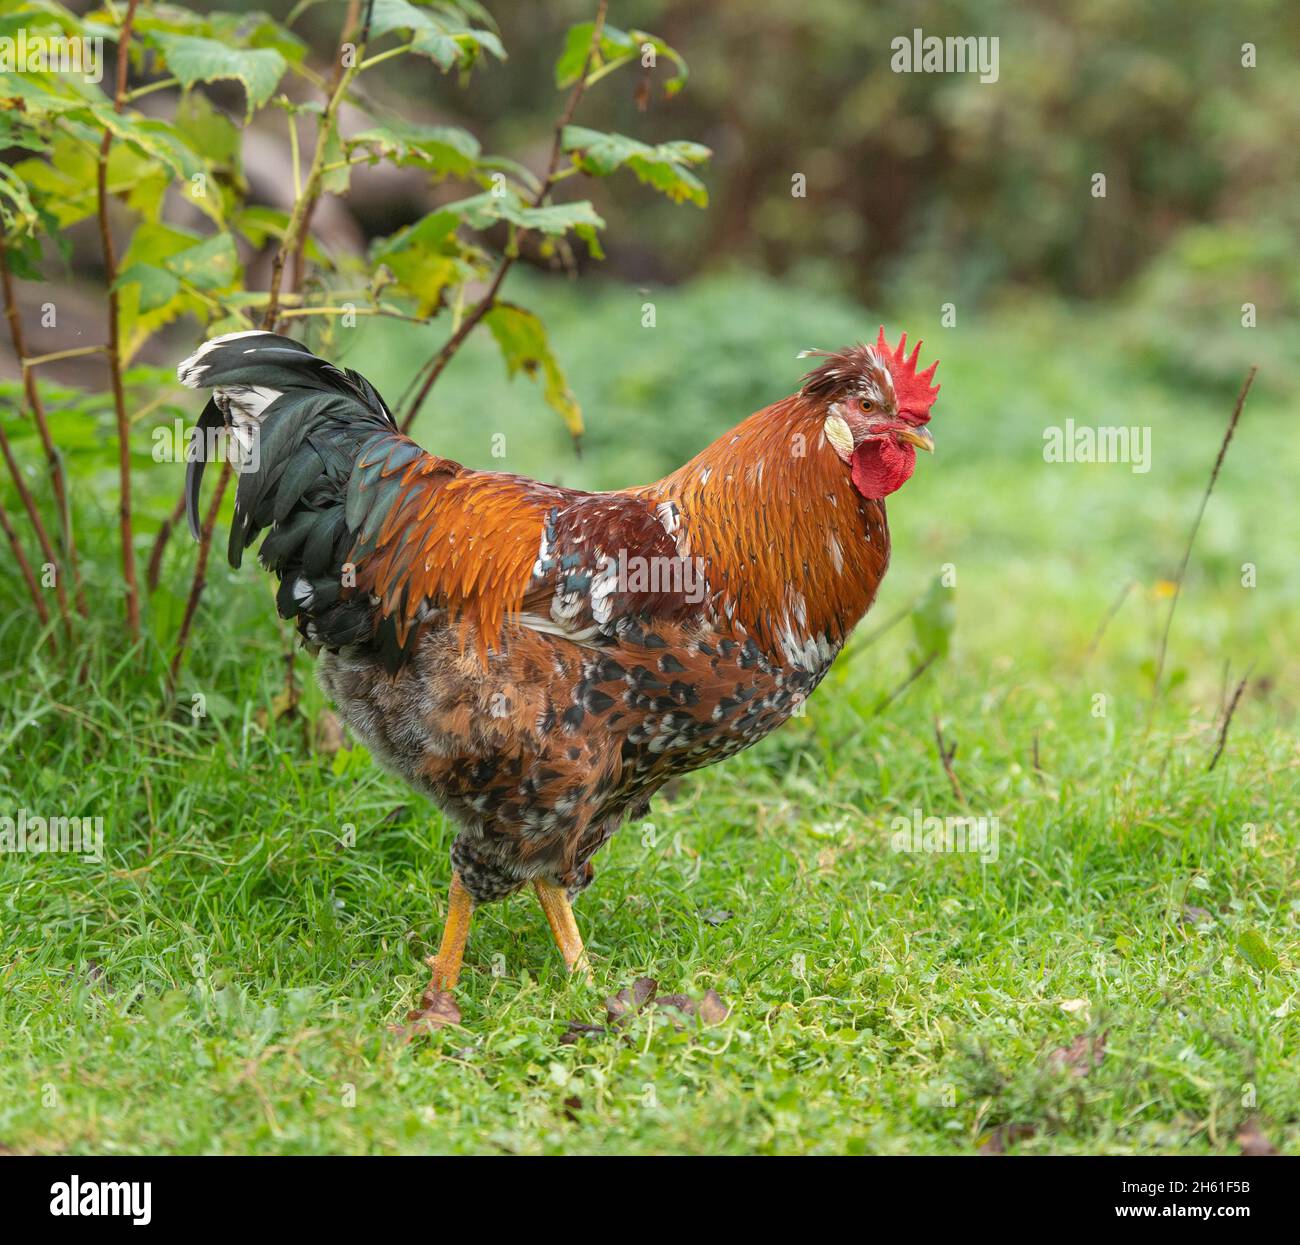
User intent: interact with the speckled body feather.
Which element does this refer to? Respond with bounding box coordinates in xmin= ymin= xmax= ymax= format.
xmin=180 ymin=330 xmax=934 ymax=903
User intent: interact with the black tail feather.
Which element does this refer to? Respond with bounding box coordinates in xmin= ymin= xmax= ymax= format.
xmin=177 ymin=330 xmax=406 ymax=648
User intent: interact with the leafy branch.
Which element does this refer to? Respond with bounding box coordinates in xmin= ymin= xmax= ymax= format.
xmin=2 ymin=0 xmax=707 ymax=694
xmin=98 ymin=0 xmax=143 ymax=640
xmin=0 ymin=236 xmax=78 ymax=645
xmin=170 ymin=8 xmax=369 ymax=689
xmin=398 ymin=0 xmax=611 ymax=433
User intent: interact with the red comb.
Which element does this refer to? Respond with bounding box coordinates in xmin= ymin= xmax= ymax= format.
xmin=876 ymin=326 xmax=940 ymax=423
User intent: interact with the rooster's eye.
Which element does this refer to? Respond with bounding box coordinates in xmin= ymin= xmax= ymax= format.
xmin=859 ymin=398 xmax=875 ymax=414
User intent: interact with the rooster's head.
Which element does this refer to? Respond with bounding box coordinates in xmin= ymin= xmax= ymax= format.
xmin=799 ymin=329 xmax=940 ymax=499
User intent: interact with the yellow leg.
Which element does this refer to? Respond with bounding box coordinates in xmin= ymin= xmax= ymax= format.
xmin=533 ymin=878 xmax=593 ymax=981
xmin=425 ymin=872 xmax=474 ymax=992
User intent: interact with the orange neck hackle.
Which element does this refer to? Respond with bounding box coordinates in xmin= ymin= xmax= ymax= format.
xmin=650 ymin=395 xmax=890 ymax=660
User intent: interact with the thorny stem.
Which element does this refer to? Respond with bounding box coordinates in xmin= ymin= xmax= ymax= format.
xmin=0 ymin=416 xmax=70 ymax=644
xmin=97 ymin=0 xmax=143 ymax=640
xmin=282 ymin=0 xmax=363 ymax=320
xmin=0 ymin=235 xmax=85 ymax=629
xmin=146 ymin=491 xmax=186 ymax=593
xmin=399 ymin=0 xmax=610 ymax=433
xmin=0 ymin=485 xmax=51 ymax=629
xmin=172 ymin=4 xmax=364 ymax=686
xmin=169 ymin=465 xmax=231 ymax=689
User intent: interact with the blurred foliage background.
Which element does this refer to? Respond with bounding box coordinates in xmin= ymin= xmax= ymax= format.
xmin=0 ymin=0 xmax=1296 ymax=664
xmin=6 ymin=0 xmax=1299 ymax=396
xmin=447 ymin=0 xmax=1300 ymax=309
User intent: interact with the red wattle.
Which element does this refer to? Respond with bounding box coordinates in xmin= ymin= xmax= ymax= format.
xmin=850 ymin=440 xmax=915 ymax=499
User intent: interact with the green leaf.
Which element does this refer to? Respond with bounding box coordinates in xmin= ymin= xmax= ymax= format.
xmin=441 ymin=189 xmax=605 ymax=239
xmin=231 ymin=205 xmax=288 ymax=248
xmin=11 ymin=135 xmax=98 ymax=229
xmin=163 ymin=232 xmax=239 ymax=292
xmin=366 ymin=0 xmax=505 ymax=71
xmin=0 ymin=164 xmax=39 ymax=235
xmin=92 ymin=108 xmax=205 ymax=180
xmin=115 ymin=263 xmax=181 ymax=313
xmin=117 ymin=223 xmax=209 ymax=357
xmin=554 ymin=22 xmax=688 ymax=96
xmin=348 ymin=121 xmax=482 ymax=180
xmin=484 ymin=302 xmax=582 ymax=438
xmin=173 ymin=92 xmax=243 ymax=169
xmin=1237 ymin=930 xmax=1280 ymax=974
xmin=562 ymin=126 xmax=710 ymax=207
xmin=371 ymin=210 xmax=478 ymax=315
xmin=151 ymin=34 xmax=286 ymax=123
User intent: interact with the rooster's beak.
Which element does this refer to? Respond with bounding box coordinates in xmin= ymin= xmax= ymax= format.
xmin=895 ymin=426 xmax=935 ymax=453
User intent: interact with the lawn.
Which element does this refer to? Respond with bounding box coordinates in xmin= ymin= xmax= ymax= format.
xmin=1 ymin=275 xmax=1296 ymax=1155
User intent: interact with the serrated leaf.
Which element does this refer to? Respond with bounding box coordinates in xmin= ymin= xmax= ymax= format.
xmin=152 ymin=34 xmax=286 ymax=122
xmin=92 ymin=108 xmax=205 ymax=180
xmin=0 ymin=164 xmax=37 ymax=234
xmin=163 ymin=232 xmax=239 ymax=292
xmin=563 ymin=126 xmax=710 ymax=207
xmin=371 ymin=209 xmax=476 ymax=315
xmin=1237 ymin=930 xmax=1280 ymax=974
xmin=554 ymin=22 xmax=688 ymax=95
xmin=441 ymin=189 xmax=605 ymax=239
xmin=484 ymin=302 xmax=582 ymax=438
xmin=118 ymin=222 xmax=209 ymax=359
xmin=366 ymin=0 xmax=505 ymax=71
xmin=115 ymin=263 xmax=181 ymax=313
xmin=173 ymin=92 xmax=242 ymax=168
xmin=11 ymin=135 xmax=98 ymax=228
xmin=348 ymin=121 xmax=482 ymax=180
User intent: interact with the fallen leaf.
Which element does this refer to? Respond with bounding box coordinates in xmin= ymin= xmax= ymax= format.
xmin=1048 ymin=1031 xmax=1107 ymax=1077
xmin=390 ymin=989 xmax=461 ymax=1041
xmin=978 ymin=1123 xmax=1037 ymax=1154
xmin=698 ymin=989 xmax=730 ymax=1025
xmin=558 ymin=1020 xmax=606 ymax=1045
xmin=655 ymin=993 xmax=696 ymax=1017
xmin=1059 ymin=998 xmax=1090 ymax=1016
xmin=700 ymin=908 xmax=734 ymax=927
xmin=606 ymin=976 xmax=658 ymax=1022
xmin=574 ymin=980 xmax=731 ymax=1041
xmin=1238 ymin=1118 xmax=1278 ymax=1156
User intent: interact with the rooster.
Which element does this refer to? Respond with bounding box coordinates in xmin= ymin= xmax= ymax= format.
xmin=178 ymin=328 xmax=938 ymax=998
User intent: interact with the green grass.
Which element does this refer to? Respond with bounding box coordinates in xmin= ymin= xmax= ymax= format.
xmin=1 ymin=275 xmax=1297 ymax=1154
